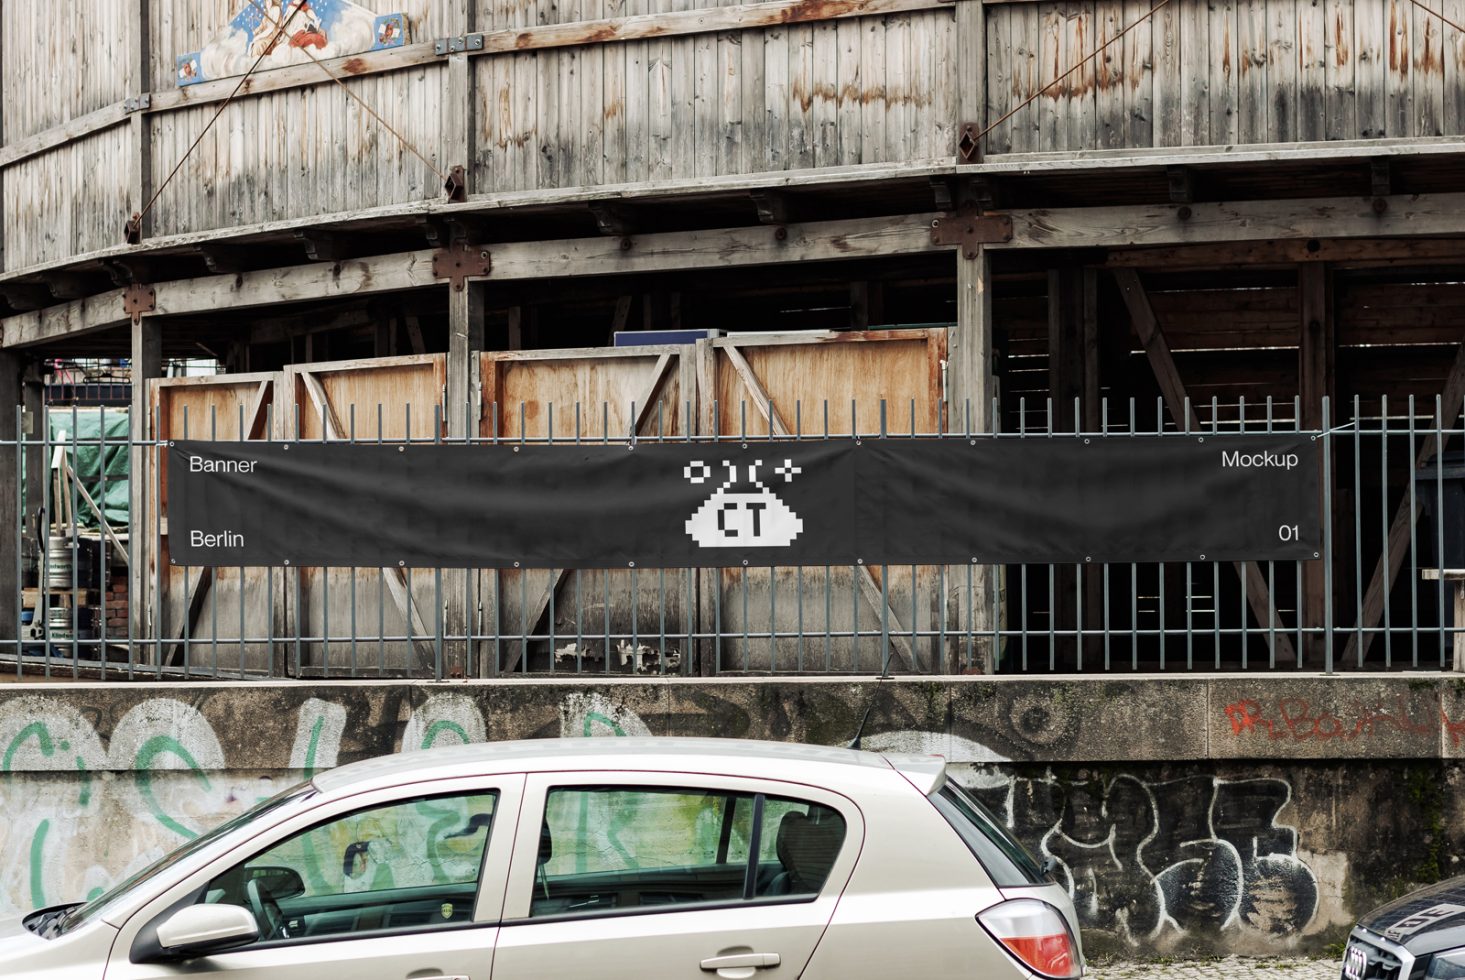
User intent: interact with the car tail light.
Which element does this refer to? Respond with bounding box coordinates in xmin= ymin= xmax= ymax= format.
xmin=977 ymin=899 xmax=1082 ymax=979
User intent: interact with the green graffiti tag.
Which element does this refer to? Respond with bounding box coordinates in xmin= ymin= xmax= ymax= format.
xmin=583 ymin=712 xmax=627 ymax=737
xmin=422 ymin=720 xmax=471 ymax=749
xmin=3 ymin=722 xmax=55 ymax=771
xmin=28 ymin=819 xmax=48 ymax=910
xmin=133 ymin=735 xmax=212 ymax=841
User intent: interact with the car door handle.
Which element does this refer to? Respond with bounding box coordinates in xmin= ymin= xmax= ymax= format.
xmin=700 ymin=952 xmax=781 ymax=970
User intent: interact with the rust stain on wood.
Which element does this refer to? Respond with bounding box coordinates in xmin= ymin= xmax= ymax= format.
xmin=776 ymin=0 xmax=864 ymax=25
xmin=341 ymin=57 xmax=368 ymax=74
xmin=1389 ymin=0 xmax=1408 ymax=76
xmin=1417 ymin=17 xmax=1443 ymax=77
xmin=1333 ymin=10 xmax=1350 ymax=68
xmin=1222 ymin=17 xmax=1232 ymax=78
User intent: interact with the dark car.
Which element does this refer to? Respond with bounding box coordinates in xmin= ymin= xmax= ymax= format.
xmin=1341 ymin=879 xmax=1465 ymax=979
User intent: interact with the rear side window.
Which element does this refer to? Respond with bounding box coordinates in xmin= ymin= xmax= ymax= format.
xmin=931 ymin=781 xmax=1048 ymax=886
xmin=531 ymin=786 xmax=846 ymax=919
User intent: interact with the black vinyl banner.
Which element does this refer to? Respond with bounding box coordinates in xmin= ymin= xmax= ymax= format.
xmin=169 ymin=435 xmax=1320 ymax=568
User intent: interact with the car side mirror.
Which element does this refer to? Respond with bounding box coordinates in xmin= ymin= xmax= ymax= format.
xmin=155 ymin=904 xmax=260 ymax=957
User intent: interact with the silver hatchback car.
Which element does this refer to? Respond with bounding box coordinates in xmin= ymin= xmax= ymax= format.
xmin=3 ymin=737 xmax=1083 ymax=979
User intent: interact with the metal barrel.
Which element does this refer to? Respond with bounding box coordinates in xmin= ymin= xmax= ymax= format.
xmin=45 ymin=535 xmax=74 ymax=590
xmin=45 ymin=605 xmax=74 ymax=639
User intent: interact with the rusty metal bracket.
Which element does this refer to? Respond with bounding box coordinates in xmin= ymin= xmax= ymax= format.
xmin=443 ymin=164 xmax=468 ymax=203
xmin=124 ymin=211 xmax=143 ymax=245
xmin=930 ymin=205 xmax=1013 ymax=259
xmin=122 ymin=283 xmax=155 ymax=324
xmin=432 ymin=242 xmax=491 ymax=292
xmin=956 ymin=122 xmax=982 ymax=164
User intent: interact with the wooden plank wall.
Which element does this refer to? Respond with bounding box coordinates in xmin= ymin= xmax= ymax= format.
xmin=480 ymin=346 xmax=695 ymax=675
xmin=472 ymin=7 xmax=957 ymax=189
xmin=153 ymin=373 xmax=280 ymax=674
xmin=146 ymin=67 xmax=448 ymax=238
xmin=1 ymin=0 xmax=136 ymax=143
xmin=984 ymin=0 xmax=1465 ymax=152
xmin=2 ymin=127 xmax=134 ymax=270
xmin=702 ymin=329 xmax=949 ymax=673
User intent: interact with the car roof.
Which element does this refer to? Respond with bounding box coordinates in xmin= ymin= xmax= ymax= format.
xmin=313 ymin=736 xmax=946 ymax=795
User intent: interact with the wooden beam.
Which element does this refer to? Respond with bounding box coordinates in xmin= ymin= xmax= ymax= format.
xmin=244 ymin=380 xmax=272 ymax=440
xmin=447 ymin=283 xmax=486 ymax=439
xmin=1298 ymin=263 xmax=1333 ymax=661
xmin=952 ymin=248 xmax=997 ymax=670
xmin=0 ymin=352 xmax=20 ymax=650
xmin=856 ymin=565 xmax=916 ymax=672
xmin=722 ymin=343 xmax=791 ymax=436
xmin=1103 ymin=238 xmax=1465 ymax=269
xmin=0 ymin=103 xmax=129 ymax=168
xmin=129 ymin=0 xmax=152 ymax=242
xmin=380 ymin=566 xmax=438 ymax=675
xmin=163 ymin=566 xmax=213 ymax=666
xmin=1113 ymin=268 xmax=1299 ymax=665
xmin=1111 ymin=269 xmax=1197 ymax=428
xmin=130 ymin=318 xmax=162 ymax=655
xmin=1344 ymin=342 xmax=1465 ymax=664
xmin=146 ymin=43 xmax=443 ymax=115
xmin=995 ymin=194 xmax=1465 ymax=251
xmin=23 ymin=190 xmax=1465 ymax=350
xmin=60 ymin=454 xmax=129 ymax=567
xmin=629 ymin=353 xmax=677 ymax=432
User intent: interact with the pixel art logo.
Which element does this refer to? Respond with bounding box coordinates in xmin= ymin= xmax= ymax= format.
xmin=684 ymin=459 xmax=804 ymax=548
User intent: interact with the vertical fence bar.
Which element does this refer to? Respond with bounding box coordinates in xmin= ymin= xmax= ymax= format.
xmin=1407 ymin=395 xmax=1419 ymax=668
xmin=1381 ymin=394 xmax=1392 ymax=666
xmin=1354 ymin=394 xmax=1364 ymax=665
xmin=12 ymin=405 xmax=22 ymax=677
xmin=1439 ymin=395 xmax=1448 ymax=669
xmin=1323 ymin=396 xmax=1334 ymax=674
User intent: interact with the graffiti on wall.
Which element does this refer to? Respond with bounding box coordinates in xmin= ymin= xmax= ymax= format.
xmin=0 ymin=689 xmax=1323 ymax=949
xmin=956 ymin=769 xmax=1319 ymax=943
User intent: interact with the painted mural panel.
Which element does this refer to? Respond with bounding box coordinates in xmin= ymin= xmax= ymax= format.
xmin=175 ymin=0 xmax=409 ymax=88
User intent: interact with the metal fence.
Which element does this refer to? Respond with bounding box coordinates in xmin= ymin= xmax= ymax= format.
xmin=3 ymin=394 xmax=1461 ymax=679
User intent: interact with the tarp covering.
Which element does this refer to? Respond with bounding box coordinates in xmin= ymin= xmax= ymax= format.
xmin=169 ymin=435 xmax=1320 ymax=568
xmin=47 ymin=409 xmax=130 ymax=529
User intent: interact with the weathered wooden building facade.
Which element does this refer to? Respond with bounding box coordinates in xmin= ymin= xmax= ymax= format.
xmin=2 ymin=0 xmax=1465 ymax=677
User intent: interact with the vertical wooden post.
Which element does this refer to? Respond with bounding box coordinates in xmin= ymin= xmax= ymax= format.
xmin=446 ymin=282 xmax=485 ymax=676
xmin=955 ymin=0 xmax=986 ymax=151
xmin=1299 ymin=262 xmax=1333 ymax=661
xmin=130 ymin=318 xmax=163 ymax=657
xmin=953 ymin=246 xmax=997 ymax=671
xmin=447 ymin=284 xmax=486 ymax=438
xmin=1046 ymin=267 xmax=1101 ymax=664
xmin=130 ymin=0 xmax=152 ymax=240
xmin=0 ymin=352 xmax=21 ymax=651
xmin=21 ymin=365 xmax=44 ymax=552
xmin=694 ymin=337 xmax=719 ymax=674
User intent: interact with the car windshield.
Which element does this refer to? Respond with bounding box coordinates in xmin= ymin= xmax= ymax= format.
xmin=54 ymin=780 xmax=317 ymax=936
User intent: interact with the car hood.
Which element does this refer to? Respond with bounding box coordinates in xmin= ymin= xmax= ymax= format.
xmin=1358 ymin=875 xmax=1465 ymax=956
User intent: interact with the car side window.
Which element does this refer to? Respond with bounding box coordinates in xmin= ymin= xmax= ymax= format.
xmin=530 ymin=786 xmax=845 ymax=920
xmin=201 ymin=792 xmax=498 ymax=945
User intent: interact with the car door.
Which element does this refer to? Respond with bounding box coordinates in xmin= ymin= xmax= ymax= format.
xmin=105 ymin=774 xmax=524 ymax=980
xmin=491 ymin=772 xmax=862 ymax=980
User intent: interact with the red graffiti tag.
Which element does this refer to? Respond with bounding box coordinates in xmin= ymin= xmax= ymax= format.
xmin=1223 ymin=695 xmax=1437 ymax=742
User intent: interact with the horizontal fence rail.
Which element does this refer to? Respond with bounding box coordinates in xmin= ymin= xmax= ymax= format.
xmin=2 ymin=394 xmax=1461 ymax=680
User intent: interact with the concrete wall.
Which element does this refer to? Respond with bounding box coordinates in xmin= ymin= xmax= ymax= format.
xmin=0 ymin=675 xmax=1460 ymax=959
